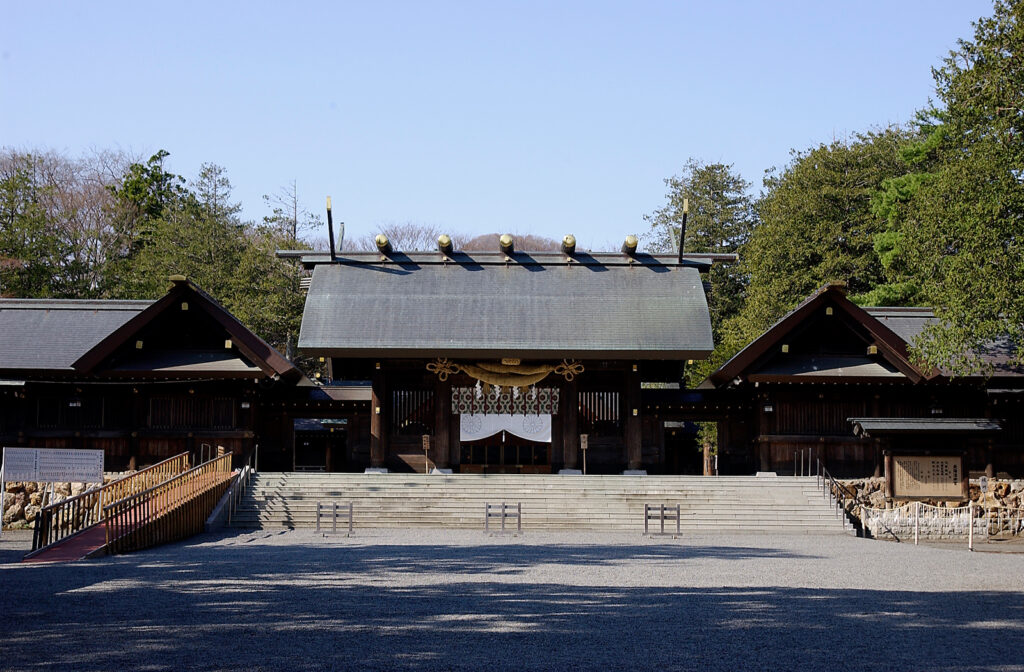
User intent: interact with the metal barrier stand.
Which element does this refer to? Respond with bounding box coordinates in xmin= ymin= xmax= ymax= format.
xmin=316 ymin=501 xmax=354 ymax=536
xmin=644 ymin=503 xmax=681 ymax=536
xmin=484 ymin=502 xmax=522 ymax=534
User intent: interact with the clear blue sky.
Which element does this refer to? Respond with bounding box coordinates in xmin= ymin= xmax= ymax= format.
xmin=1 ymin=1 xmax=993 ymax=250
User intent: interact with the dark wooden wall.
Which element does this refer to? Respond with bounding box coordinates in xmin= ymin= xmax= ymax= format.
xmin=0 ymin=381 xmax=262 ymax=471
xmin=716 ymin=383 xmax=1024 ymax=478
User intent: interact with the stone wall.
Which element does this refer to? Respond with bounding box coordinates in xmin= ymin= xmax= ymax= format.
xmin=839 ymin=477 xmax=1024 ymax=517
xmin=2 ymin=475 xmax=128 ymax=530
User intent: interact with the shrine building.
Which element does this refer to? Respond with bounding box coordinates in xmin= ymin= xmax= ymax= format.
xmin=695 ymin=282 xmax=1024 ymax=478
xmin=275 ymin=235 xmax=732 ymax=474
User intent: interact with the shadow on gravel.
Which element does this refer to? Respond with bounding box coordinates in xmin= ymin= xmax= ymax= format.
xmin=0 ymin=546 xmax=29 ymax=565
xmin=1 ymin=537 xmax=1022 ymax=671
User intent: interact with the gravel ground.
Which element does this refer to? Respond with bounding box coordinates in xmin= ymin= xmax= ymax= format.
xmin=1 ymin=528 xmax=1023 ymax=672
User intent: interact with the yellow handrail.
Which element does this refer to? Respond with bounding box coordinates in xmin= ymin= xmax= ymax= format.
xmin=104 ymin=453 xmax=234 ymax=555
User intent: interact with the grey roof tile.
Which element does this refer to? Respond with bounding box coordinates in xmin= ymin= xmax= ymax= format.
xmin=0 ymin=299 xmax=150 ymax=370
xmin=299 ymin=260 xmax=713 ymax=359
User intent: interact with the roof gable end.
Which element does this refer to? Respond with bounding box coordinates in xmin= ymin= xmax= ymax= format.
xmin=72 ymin=278 xmax=301 ymax=381
xmin=706 ymin=283 xmax=928 ymax=388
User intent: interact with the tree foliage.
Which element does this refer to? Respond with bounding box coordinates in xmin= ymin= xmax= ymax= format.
xmin=460 ymin=233 xmax=560 ymax=251
xmin=717 ymin=130 xmax=915 ymax=358
xmin=0 ymin=148 xmax=312 ymax=364
xmin=0 ymin=150 xmax=130 ymax=298
xmin=643 ymin=159 xmax=754 ymax=348
xmin=879 ymin=0 xmax=1024 ymax=373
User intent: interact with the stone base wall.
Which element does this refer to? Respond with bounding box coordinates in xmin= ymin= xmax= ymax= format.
xmin=2 ymin=474 xmax=128 ymax=530
xmin=839 ymin=477 xmax=1024 ymax=517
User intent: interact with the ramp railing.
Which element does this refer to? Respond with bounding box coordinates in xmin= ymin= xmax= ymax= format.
xmin=104 ymin=453 xmax=233 ymax=555
xmin=226 ymin=448 xmax=256 ymax=526
xmin=31 ymin=453 xmax=191 ymax=552
xmin=817 ymin=459 xmax=857 ymax=531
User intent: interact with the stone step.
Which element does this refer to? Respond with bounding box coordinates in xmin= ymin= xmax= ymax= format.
xmin=230 ymin=473 xmax=845 ymax=533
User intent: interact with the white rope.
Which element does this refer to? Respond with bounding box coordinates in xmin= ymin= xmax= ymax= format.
xmin=861 ymin=502 xmax=974 ymax=540
xmin=861 ymin=502 xmax=1024 ymax=542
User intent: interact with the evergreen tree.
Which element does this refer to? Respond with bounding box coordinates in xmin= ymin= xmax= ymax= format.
xmin=880 ymin=0 xmax=1024 ymax=373
xmin=643 ymin=159 xmax=755 ymax=346
xmin=711 ymin=129 xmax=915 ymax=381
xmin=0 ymin=155 xmax=63 ymax=297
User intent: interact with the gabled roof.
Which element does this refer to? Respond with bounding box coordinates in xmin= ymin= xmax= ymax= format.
xmin=0 ymin=299 xmax=150 ymax=372
xmin=73 ymin=277 xmax=302 ymax=382
xmin=865 ymin=306 xmax=1024 ymax=379
xmin=296 ymin=252 xmax=716 ymax=360
xmin=705 ymin=283 xmax=928 ymax=388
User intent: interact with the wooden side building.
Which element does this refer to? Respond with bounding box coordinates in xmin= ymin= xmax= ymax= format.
xmin=698 ymin=283 xmax=1024 ymax=478
xmin=0 ymin=277 xmax=308 ymax=470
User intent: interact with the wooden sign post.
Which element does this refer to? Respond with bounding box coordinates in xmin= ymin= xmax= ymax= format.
xmin=421 ymin=435 xmax=431 ymax=474
xmin=580 ymin=434 xmax=588 ymax=475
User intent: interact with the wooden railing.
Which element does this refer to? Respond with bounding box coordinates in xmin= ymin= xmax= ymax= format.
xmin=31 ymin=453 xmax=191 ymax=552
xmin=104 ymin=453 xmax=233 ymax=555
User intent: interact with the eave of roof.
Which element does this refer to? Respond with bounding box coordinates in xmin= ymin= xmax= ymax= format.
xmin=849 ymin=417 xmax=1002 ymax=436
xmin=748 ymin=355 xmax=908 ymax=383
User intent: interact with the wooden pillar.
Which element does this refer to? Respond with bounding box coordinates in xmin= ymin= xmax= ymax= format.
xmin=625 ymin=366 xmax=642 ymax=470
xmin=873 ymin=439 xmax=882 ymax=478
xmin=985 ymin=439 xmax=995 ymax=478
xmin=759 ymin=442 xmax=770 ymax=472
xmin=562 ymin=379 xmax=578 ymax=470
xmin=449 ymin=413 xmax=461 ymax=469
xmin=370 ymin=367 xmax=387 ymax=468
xmin=434 ymin=377 xmax=451 ymax=469
xmin=884 ymin=451 xmax=894 ymax=499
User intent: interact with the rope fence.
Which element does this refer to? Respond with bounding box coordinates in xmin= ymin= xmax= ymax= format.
xmin=861 ymin=501 xmax=1024 ymax=550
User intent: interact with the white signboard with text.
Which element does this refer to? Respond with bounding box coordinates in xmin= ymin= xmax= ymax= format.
xmin=1 ymin=447 xmax=104 ymax=483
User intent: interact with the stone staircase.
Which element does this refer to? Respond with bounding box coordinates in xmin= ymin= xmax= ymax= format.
xmin=229 ymin=473 xmax=849 ymax=534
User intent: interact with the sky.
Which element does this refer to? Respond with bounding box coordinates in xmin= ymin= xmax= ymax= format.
xmin=0 ymin=1 xmax=995 ymax=250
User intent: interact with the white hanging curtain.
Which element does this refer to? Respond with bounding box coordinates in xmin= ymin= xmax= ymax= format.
xmin=460 ymin=414 xmax=551 ymax=443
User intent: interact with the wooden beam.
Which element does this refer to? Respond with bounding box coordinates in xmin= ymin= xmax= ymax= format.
xmin=370 ymin=368 xmax=386 ymax=468
xmin=562 ymin=378 xmax=579 ymax=469
xmin=625 ymin=367 xmax=642 ymax=470
xmin=434 ymin=375 xmax=451 ymax=469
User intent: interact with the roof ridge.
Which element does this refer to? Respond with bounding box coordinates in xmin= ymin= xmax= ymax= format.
xmin=0 ymin=299 xmax=153 ymax=309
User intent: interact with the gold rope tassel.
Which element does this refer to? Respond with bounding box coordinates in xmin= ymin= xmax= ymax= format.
xmin=428 ymin=357 xmax=584 ymax=385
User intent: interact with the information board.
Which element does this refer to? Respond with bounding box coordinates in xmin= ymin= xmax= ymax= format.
xmin=890 ymin=454 xmax=964 ymax=499
xmin=1 ymin=447 xmax=104 ymax=483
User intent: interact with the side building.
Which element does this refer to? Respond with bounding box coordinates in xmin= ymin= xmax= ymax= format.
xmin=698 ymin=283 xmax=1024 ymax=478
xmin=0 ymin=277 xmax=308 ymax=470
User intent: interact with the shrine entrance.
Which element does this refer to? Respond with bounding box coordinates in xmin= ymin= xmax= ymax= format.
xmin=458 ymin=412 xmax=552 ymax=474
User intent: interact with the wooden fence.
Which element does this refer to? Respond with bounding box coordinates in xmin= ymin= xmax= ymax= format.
xmin=31 ymin=453 xmax=191 ymax=552
xmin=104 ymin=453 xmax=233 ymax=555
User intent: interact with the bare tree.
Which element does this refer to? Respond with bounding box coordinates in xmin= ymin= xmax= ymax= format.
xmin=263 ymin=181 xmax=321 ymax=243
xmin=353 ymin=221 xmax=451 ymax=252
xmin=460 ymin=232 xmax=560 ymax=251
xmin=0 ymin=148 xmax=133 ymax=297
